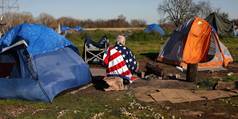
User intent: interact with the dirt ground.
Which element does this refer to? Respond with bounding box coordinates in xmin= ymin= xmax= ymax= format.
xmin=129 ymin=77 xmax=238 ymax=119
xmin=132 ymin=57 xmax=238 ymax=119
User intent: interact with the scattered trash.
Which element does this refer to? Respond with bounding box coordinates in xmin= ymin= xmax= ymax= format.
xmin=158 ymin=76 xmax=163 ymax=80
xmin=227 ymin=72 xmax=234 ymax=76
xmin=196 ymin=85 xmax=200 ymax=89
xmin=176 ymin=66 xmax=184 ymax=72
xmin=141 ymin=71 xmax=145 ymax=79
xmin=144 ymin=74 xmax=162 ymax=80
xmin=57 ymin=109 xmax=70 ymax=119
xmin=166 ymin=73 xmax=181 ymax=80
xmin=165 ymin=106 xmax=171 ymax=110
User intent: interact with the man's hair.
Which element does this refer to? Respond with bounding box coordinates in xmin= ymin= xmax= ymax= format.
xmin=116 ymin=35 xmax=126 ymax=45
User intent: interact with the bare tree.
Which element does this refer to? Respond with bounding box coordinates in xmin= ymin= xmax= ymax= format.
xmin=158 ymin=0 xmax=194 ymax=26
xmin=193 ymin=1 xmax=213 ymax=18
xmin=130 ymin=19 xmax=146 ymax=27
xmin=57 ymin=17 xmax=80 ymax=27
xmin=37 ymin=13 xmax=56 ymax=28
xmin=116 ymin=14 xmax=130 ymax=27
xmin=2 ymin=12 xmax=34 ymax=30
xmin=158 ymin=0 xmax=216 ymax=26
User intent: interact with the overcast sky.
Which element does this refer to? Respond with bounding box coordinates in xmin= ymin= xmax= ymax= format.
xmin=18 ymin=0 xmax=238 ymax=24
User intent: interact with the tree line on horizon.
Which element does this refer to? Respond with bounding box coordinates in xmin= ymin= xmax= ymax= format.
xmin=0 ymin=12 xmax=147 ymax=30
xmin=1 ymin=0 xmax=238 ymax=33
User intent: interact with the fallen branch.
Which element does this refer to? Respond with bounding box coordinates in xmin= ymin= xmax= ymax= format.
xmin=70 ymin=83 xmax=93 ymax=94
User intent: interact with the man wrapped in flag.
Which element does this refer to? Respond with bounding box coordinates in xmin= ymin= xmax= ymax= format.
xmin=103 ymin=35 xmax=138 ymax=83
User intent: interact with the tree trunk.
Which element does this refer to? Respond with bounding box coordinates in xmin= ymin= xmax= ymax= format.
xmin=186 ymin=64 xmax=198 ymax=82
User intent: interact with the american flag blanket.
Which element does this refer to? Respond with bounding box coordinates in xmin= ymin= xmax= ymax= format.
xmin=103 ymin=43 xmax=138 ymax=81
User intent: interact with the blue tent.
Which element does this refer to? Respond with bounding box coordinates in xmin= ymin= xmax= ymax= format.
xmin=144 ymin=24 xmax=165 ymax=36
xmin=0 ymin=23 xmax=91 ymax=102
xmin=61 ymin=25 xmax=83 ymax=33
xmin=61 ymin=26 xmax=71 ymax=33
xmin=73 ymin=26 xmax=83 ymax=32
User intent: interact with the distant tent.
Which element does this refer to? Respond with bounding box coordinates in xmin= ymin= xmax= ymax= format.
xmin=206 ymin=12 xmax=233 ymax=35
xmin=144 ymin=24 xmax=165 ymax=36
xmin=0 ymin=23 xmax=91 ymax=102
xmin=61 ymin=26 xmax=71 ymax=32
xmin=73 ymin=26 xmax=83 ymax=32
xmin=61 ymin=25 xmax=84 ymax=33
xmin=157 ymin=17 xmax=233 ymax=71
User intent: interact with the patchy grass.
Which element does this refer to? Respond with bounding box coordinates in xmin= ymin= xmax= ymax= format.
xmin=196 ymin=75 xmax=238 ymax=90
xmin=222 ymin=75 xmax=238 ymax=82
xmin=220 ymin=37 xmax=238 ymax=62
xmin=0 ymin=90 xmax=171 ymax=119
xmin=196 ymin=78 xmax=219 ymax=90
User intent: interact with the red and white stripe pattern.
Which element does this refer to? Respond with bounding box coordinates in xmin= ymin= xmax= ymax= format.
xmin=103 ymin=47 xmax=133 ymax=81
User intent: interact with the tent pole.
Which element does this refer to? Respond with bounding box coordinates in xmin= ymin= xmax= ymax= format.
xmin=186 ymin=63 xmax=198 ymax=82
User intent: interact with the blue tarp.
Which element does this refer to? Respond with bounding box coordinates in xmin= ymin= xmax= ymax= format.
xmin=144 ymin=24 xmax=165 ymax=36
xmin=73 ymin=26 xmax=83 ymax=32
xmin=0 ymin=23 xmax=72 ymax=56
xmin=61 ymin=26 xmax=83 ymax=33
xmin=0 ymin=24 xmax=91 ymax=102
xmin=61 ymin=26 xmax=71 ymax=32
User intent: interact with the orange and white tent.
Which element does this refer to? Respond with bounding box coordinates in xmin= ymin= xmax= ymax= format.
xmin=157 ymin=17 xmax=233 ymax=71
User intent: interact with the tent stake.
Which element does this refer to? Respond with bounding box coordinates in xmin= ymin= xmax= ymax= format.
xmin=186 ymin=64 xmax=198 ymax=82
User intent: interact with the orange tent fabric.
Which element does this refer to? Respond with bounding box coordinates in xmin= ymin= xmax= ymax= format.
xmin=182 ymin=17 xmax=212 ymax=64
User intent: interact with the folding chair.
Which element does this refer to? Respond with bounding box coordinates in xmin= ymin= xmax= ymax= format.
xmin=84 ymin=36 xmax=109 ymax=63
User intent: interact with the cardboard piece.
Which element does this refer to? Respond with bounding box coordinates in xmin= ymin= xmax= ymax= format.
xmin=150 ymin=89 xmax=204 ymax=103
xmin=150 ymin=89 xmax=238 ymax=103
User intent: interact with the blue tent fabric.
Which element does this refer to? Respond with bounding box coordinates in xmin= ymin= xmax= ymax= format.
xmin=73 ymin=26 xmax=83 ymax=32
xmin=0 ymin=23 xmax=72 ymax=56
xmin=61 ymin=26 xmax=83 ymax=33
xmin=33 ymin=47 xmax=91 ymax=101
xmin=0 ymin=78 xmax=46 ymax=101
xmin=144 ymin=24 xmax=165 ymax=36
xmin=0 ymin=23 xmax=91 ymax=102
xmin=61 ymin=26 xmax=71 ymax=33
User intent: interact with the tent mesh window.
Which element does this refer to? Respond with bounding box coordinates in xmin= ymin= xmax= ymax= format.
xmin=206 ymin=33 xmax=217 ymax=62
xmin=0 ymin=50 xmax=20 ymax=78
